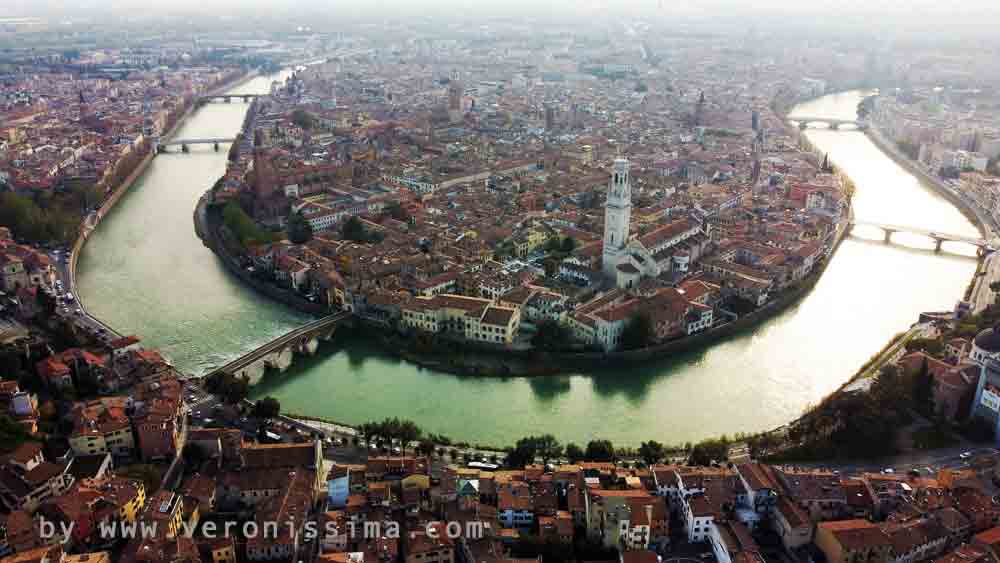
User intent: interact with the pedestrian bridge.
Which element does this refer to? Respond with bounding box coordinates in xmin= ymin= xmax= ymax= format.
xmin=788 ymin=116 xmax=864 ymax=130
xmin=849 ymin=220 xmax=990 ymax=253
xmin=199 ymin=94 xmax=260 ymax=103
xmin=203 ymin=311 xmax=352 ymax=385
xmin=157 ymin=138 xmax=236 ymax=153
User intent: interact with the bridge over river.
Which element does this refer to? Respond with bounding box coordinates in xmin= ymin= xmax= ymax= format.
xmin=849 ymin=220 xmax=992 ymax=253
xmin=788 ymin=115 xmax=866 ymax=130
xmin=204 ymin=311 xmax=352 ymax=384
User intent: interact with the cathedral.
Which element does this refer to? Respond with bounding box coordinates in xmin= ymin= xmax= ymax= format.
xmin=601 ymin=157 xmax=712 ymax=289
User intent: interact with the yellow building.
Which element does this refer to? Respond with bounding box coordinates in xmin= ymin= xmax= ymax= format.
xmin=401 ymin=294 xmax=521 ymax=344
xmin=143 ymin=491 xmax=184 ymax=539
xmin=815 ymin=520 xmax=891 ymax=563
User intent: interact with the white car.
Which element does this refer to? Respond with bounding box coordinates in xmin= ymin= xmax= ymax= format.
xmin=959 ymin=452 xmax=972 ymax=460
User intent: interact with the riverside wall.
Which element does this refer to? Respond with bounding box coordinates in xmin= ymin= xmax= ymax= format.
xmin=865 ymin=124 xmax=995 ymax=238
xmin=194 ymin=194 xmax=328 ymax=316
xmin=70 ymin=69 xmax=256 ymax=335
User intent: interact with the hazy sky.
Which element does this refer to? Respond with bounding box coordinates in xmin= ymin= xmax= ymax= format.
xmin=7 ymin=0 xmax=1000 ymax=24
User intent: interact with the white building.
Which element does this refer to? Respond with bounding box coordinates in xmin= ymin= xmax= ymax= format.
xmin=602 ymin=157 xmax=632 ymax=281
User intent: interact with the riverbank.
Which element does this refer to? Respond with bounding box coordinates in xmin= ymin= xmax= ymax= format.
xmin=199 ymin=177 xmax=849 ymax=376
xmin=195 ymin=198 xmax=328 ymax=316
xmin=77 ymin=86 xmax=981 ymax=449
xmin=369 ymin=220 xmax=848 ymax=376
xmin=865 ymin=124 xmax=996 ymax=238
xmin=70 ymin=68 xmax=258 ymax=341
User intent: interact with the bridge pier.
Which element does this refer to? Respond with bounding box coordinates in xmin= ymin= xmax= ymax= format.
xmin=882 ymin=229 xmax=896 ymax=244
xmin=934 ymin=238 xmax=943 ymax=253
xmin=181 ymin=144 xmax=189 ymax=153
xmin=213 ymin=142 xmax=219 ymax=152
xmin=830 ymin=123 xmax=840 ymax=131
xmin=299 ymin=336 xmax=320 ymax=356
xmin=265 ymin=347 xmax=295 ymax=372
xmin=237 ymin=362 xmax=267 ymax=386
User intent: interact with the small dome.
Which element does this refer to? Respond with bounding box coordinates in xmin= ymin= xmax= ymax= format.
xmin=974 ymin=326 xmax=1000 ymax=353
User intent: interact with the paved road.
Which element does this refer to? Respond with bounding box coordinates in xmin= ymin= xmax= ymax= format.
xmin=972 ymin=251 xmax=1000 ymax=314
xmin=804 ymin=444 xmax=1000 ymax=480
xmin=47 ymin=244 xmax=122 ymax=342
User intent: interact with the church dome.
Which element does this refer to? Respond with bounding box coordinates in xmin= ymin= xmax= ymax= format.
xmin=975 ymin=326 xmax=1000 ymax=353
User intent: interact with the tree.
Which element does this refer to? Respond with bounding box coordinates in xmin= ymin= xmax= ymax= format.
xmin=991 ymin=281 xmax=1000 ymax=301
xmin=584 ymin=439 xmax=616 ymax=462
xmin=286 ymin=212 xmax=313 ymax=244
xmin=532 ymin=320 xmax=572 ymax=351
xmin=638 ymin=440 xmax=666 ymax=465
xmin=912 ymin=358 xmax=936 ymax=417
xmin=417 ymin=440 xmax=436 ymax=456
xmin=252 ymin=397 xmax=281 ymax=419
xmin=507 ymin=435 xmax=542 ymax=468
xmin=342 ymin=216 xmax=367 ymax=242
xmin=222 ymin=201 xmax=276 ymax=247
xmin=561 ymin=237 xmax=576 ymax=253
xmin=204 ymin=372 xmax=249 ymax=405
xmin=536 ymin=434 xmax=563 ymax=464
xmin=0 ymin=415 xmax=33 ymax=454
xmin=620 ymin=313 xmax=654 ymax=350
xmin=358 ymin=422 xmax=378 ymax=448
xmin=396 ymin=419 xmax=423 ymax=456
xmin=385 ymin=202 xmax=411 ymax=223
xmin=565 ymin=443 xmax=584 ymax=463
xmin=688 ymin=437 xmax=729 ymax=466
xmin=291 ymin=109 xmax=317 ymax=130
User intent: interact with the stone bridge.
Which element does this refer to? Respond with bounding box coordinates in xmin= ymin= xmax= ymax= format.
xmin=788 ymin=116 xmax=865 ymax=130
xmin=850 ymin=220 xmax=991 ymax=254
xmin=156 ymin=137 xmax=236 ymax=153
xmin=205 ymin=311 xmax=352 ymax=385
xmin=199 ymin=94 xmax=260 ymax=103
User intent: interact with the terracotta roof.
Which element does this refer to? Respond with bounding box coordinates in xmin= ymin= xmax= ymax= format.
xmin=818 ymin=519 xmax=891 ymax=551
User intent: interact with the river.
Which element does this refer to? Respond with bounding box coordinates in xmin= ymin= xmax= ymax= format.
xmin=76 ymin=84 xmax=979 ymax=448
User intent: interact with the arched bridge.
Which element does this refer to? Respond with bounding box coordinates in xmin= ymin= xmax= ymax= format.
xmin=157 ymin=138 xmax=236 ymax=153
xmin=204 ymin=311 xmax=352 ymax=384
xmin=199 ymin=94 xmax=261 ymax=103
xmin=849 ymin=220 xmax=990 ymax=253
xmin=788 ymin=116 xmax=865 ymax=130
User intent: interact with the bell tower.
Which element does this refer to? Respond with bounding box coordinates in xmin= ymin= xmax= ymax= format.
xmin=602 ymin=157 xmax=632 ymax=280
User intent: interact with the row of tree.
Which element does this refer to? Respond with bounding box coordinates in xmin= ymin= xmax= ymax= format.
xmin=505 ymin=434 xmax=672 ymax=468
xmin=222 ymin=201 xmax=280 ymax=248
xmin=357 ymin=417 xmax=423 ymax=456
